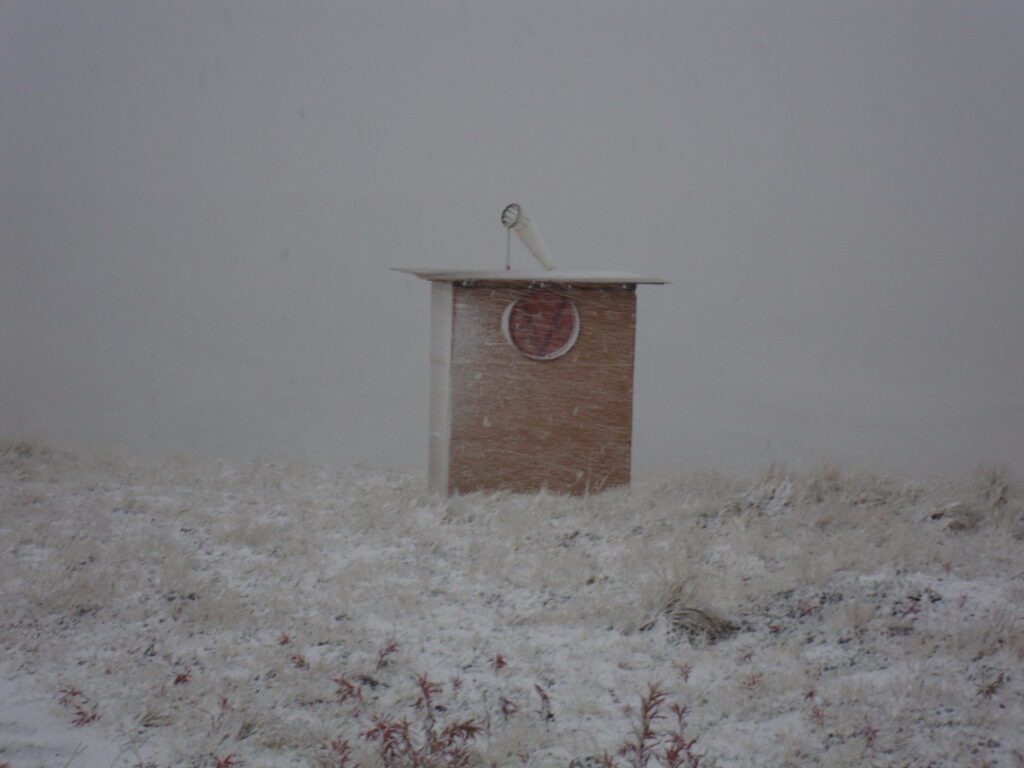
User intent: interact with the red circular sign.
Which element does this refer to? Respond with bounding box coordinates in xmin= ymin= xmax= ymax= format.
xmin=502 ymin=289 xmax=580 ymax=361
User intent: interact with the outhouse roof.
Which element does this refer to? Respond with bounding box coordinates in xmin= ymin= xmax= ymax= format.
xmin=393 ymin=268 xmax=668 ymax=285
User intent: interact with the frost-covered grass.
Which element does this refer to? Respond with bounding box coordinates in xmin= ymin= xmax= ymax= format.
xmin=1 ymin=439 xmax=1023 ymax=767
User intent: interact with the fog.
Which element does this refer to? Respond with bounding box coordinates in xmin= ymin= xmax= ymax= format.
xmin=2 ymin=2 xmax=1021 ymax=477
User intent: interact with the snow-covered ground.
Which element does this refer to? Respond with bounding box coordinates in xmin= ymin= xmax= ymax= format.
xmin=1 ymin=439 xmax=1022 ymax=767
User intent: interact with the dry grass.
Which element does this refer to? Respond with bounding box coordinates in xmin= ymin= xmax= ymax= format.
xmin=1 ymin=439 xmax=1023 ymax=767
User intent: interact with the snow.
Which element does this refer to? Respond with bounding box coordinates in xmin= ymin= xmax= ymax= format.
xmin=0 ymin=664 xmax=126 ymax=768
xmin=1 ymin=441 xmax=1022 ymax=767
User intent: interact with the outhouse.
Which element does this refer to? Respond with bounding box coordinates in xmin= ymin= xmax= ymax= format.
xmin=396 ymin=268 xmax=666 ymax=495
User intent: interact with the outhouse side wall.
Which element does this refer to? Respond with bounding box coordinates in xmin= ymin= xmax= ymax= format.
xmin=427 ymin=281 xmax=453 ymax=494
xmin=447 ymin=283 xmax=636 ymax=495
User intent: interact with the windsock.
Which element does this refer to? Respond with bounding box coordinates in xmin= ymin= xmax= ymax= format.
xmin=501 ymin=203 xmax=555 ymax=271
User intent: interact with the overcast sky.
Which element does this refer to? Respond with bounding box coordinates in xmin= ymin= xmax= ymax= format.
xmin=2 ymin=1 xmax=1022 ymax=477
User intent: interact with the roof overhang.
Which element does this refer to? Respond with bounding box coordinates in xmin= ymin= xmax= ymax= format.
xmin=393 ymin=268 xmax=668 ymax=285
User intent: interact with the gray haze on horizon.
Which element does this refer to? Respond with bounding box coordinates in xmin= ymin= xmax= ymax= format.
xmin=2 ymin=2 xmax=1022 ymax=477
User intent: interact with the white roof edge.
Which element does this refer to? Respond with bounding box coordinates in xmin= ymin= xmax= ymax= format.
xmin=392 ymin=268 xmax=668 ymax=285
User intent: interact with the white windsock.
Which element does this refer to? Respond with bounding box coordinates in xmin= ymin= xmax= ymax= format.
xmin=501 ymin=203 xmax=555 ymax=271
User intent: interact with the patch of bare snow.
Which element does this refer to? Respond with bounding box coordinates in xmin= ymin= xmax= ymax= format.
xmin=0 ymin=662 xmax=128 ymax=767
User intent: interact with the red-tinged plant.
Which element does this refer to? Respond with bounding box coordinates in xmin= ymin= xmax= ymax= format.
xmin=737 ymin=649 xmax=754 ymax=664
xmin=278 ymin=632 xmax=291 ymax=646
xmin=59 ymin=686 xmax=84 ymax=706
xmin=661 ymin=733 xmax=699 ymax=768
xmin=324 ymin=738 xmax=354 ymax=768
xmin=214 ymin=755 xmax=240 ymax=768
xmin=174 ymin=670 xmax=191 ymax=685
xmin=415 ymin=673 xmax=443 ymax=711
xmin=427 ymin=719 xmax=481 ymax=768
xmin=450 ymin=676 xmax=463 ymax=693
xmin=72 ymin=704 xmax=100 ymax=726
xmin=600 ymin=689 xmax=705 ymax=768
xmin=351 ymin=675 xmax=485 ymax=768
xmin=768 ymin=624 xmax=782 ymax=634
xmin=660 ymin=703 xmax=702 ymax=768
xmin=809 ymin=706 xmax=827 ymax=727
xmin=363 ymin=712 xmax=481 ymax=768
xmin=673 ymin=663 xmax=692 ymax=683
xmin=363 ymin=716 xmax=414 ymax=766
xmin=617 ymin=684 xmax=667 ymax=768
xmin=376 ymin=638 xmax=399 ymax=670
xmin=60 ymin=687 xmax=99 ymax=727
xmin=803 ymin=687 xmax=815 ymax=701
xmin=332 ymin=675 xmax=364 ymax=705
xmin=436 ymin=719 xmax=482 ymax=744
xmin=290 ymin=653 xmax=310 ymax=670
xmin=362 ymin=720 xmax=409 ymax=765
xmin=499 ymin=696 xmax=519 ymax=720
xmin=492 ymin=654 xmax=507 ymax=672
xmin=534 ymin=684 xmax=554 ymax=723
xmin=414 ymin=672 xmax=444 ymax=735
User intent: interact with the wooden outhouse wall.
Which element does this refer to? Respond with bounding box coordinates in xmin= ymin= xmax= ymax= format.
xmin=429 ymin=281 xmax=637 ymax=495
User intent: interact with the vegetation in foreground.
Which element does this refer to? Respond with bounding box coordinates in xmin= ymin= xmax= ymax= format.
xmin=1 ymin=440 xmax=1022 ymax=766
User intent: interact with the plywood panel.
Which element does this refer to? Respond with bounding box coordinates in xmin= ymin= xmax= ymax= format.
xmin=447 ymin=284 xmax=636 ymax=495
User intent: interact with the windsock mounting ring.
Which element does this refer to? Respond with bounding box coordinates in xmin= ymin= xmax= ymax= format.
xmin=501 ymin=203 xmax=522 ymax=229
